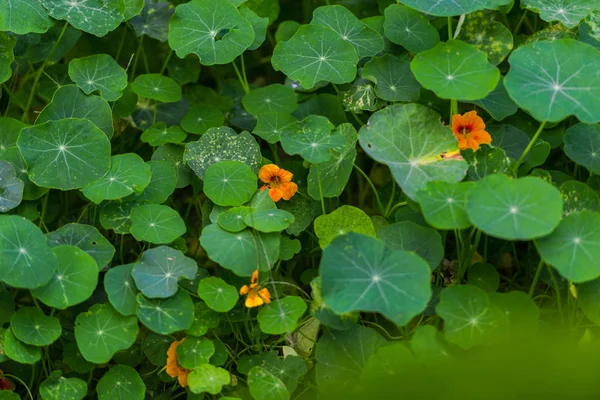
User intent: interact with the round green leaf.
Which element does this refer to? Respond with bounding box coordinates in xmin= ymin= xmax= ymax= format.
xmin=32 ymin=245 xmax=98 ymax=309
xmin=314 ymin=205 xmax=376 ymax=248
xmin=377 ymin=221 xmax=443 ymax=270
xmin=123 ymin=0 xmax=144 ymax=20
xmin=0 ymin=117 xmax=26 ymax=154
xmin=176 ymin=337 xmax=215 ymax=369
xmin=470 ymin=82 xmax=518 ymax=121
xmin=167 ymin=54 xmax=201 ymax=85
xmin=578 ymin=278 xmax=600 ymax=325
xmin=257 ymin=296 xmax=307 ymax=334
xmin=46 ymin=223 xmax=115 ymax=269
xmin=141 ymin=123 xmax=186 ymax=147
xmin=184 ymin=127 xmax=261 ymax=179
xmin=489 ymin=125 xmax=530 ymax=160
xmin=504 ymin=39 xmax=600 ymax=124
xmin=130 ymin=204 xmax=186 ymax=244
xmin=132 ymin=74 xmax=182 ymax=103
xmin=564 ymin=123 xmax=600 ymax=173
xmin=244 ymin=208 xmax=295 ymax=233
xmin=186 ymin=300 xmax=220 ymax=336
xmin=104 ymin=264 xmax=139 ymax=316
xmin=141 ymin=332 xmax=171 ymax=366
xmin=272 ymin=24 xmax=358 ymax=89
xmin=130 ymin=1 xmax=173 ymax=42
xmin=0 ymin=0 xmax=51 ymax=34
xmin=17 ymin=118 xmax=111 ymax=190
xmin=248 ymin=366 xmax=290 ymax=400
xmin=280 ymin=237 xmax=300 ymax=261
xmin=411 ymin=40 xmax=500 ymax=101
xmin=243 ymin=84 xmax=297 ymax=116
xmin=40 ymin=371 xmax=87 ymax=400
xmin=136 ymin=290 xmax=194 ymax=334
xmin=467 ymin=263 xmax=500 ymax=293
xmin=62 ymin=342 xmax=95 ymax=373
xmin=362 ymin=54 xmax=421 ymax=102
xmin=132 ymin=245 xmax=198 ymax=299
xmin=200 ymin=224 xmax=280 ymax=276
xmin=181 ymin=105 xmax=225 ymax=135
xmin=435 ymin=285 xmax=509 ymax=349
xmin=97 ymin=365 xmax=145 ymax=400
xmin=99 ymin=200 xmax=142 ymax=234
xmin=416 ymin=181 xmax=474 ymax=230
xmin=217 ymin=206 xmax=250 ymax=232
xmin=40 ymin=0 xmax=125 ymax=37
xmin=197 ymin=277 xmax=239 ymax=312
xmin=312 ymin=5 xmax=384 ymax=58
xmin=320 ymin=232 xmax=432 ymax=326
xmin=0 ymin=160 xmax=24 ymax=212
xmin=397 ymin=0 xmax=512 ymax=16
xmin=466 ymin=174 xmax=562 ymax=240
xmin=280 ymin=115 xmax=342 ymax=164
xmin=188 ymin=364 xmax=230 ymax=395
xmin=10 ymin=307 xmax=61 ymax=346
xmin=457 ymin=11 xmax=513 ymax=65
xmin=168 ymin=0 xmax=255 ymax=65
xmin=75 ymin=303 xmax=138 ymax=363
xmin=359 ymin=103 xmax=467 ymax=200
xmin=82 ymin=154 xmax=152 ymax=204
xmin=133 ymin=160 xmax=177 ymax=204
xmin=204 ymin=160 xmax=257 ymax=207
xmin=36 ymin=85 xmax=114 ymax=139
xmin=68 ymin=54 xmax=127 ymax=101
xmin=4 ymin=328 xmax=41 ymax=364
xmin=536 ymin=211 xmax=600 ymax=282
xmin=383 ymin=4 xmax=440 ymax=53
xmin=0 ymin=146 xmax=48 ymax=200
xmin=522 ymin=0 xmax=600 ymax=28
xmin=0 ymin=215 xmax=57 ymax=289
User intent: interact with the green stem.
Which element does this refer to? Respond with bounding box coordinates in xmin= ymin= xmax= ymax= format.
xmin=232 ymin=60 xmax=249 ymax=94
xmin=22 ymin=21 xmax=69 ymax=122
xmin=130 ymin=35 xmax=144 ymax=80
xmin=159 ymin=49 xmax=173 ymax=75
xmin=39 ymin=191 xmax=50 ymax=231
xmin=119 ymin=234 xmax=125 ymax=264
xmin=512 ymin=10 xmax=528 ymax=35
xmin=384 ymin=182 xmax=396 ymax=217
xmin=115 ymin=24 xmax=128 ymax=62
xmin=4 ymin=373 xmax=34 ymax=400
xmin=447 ymin=16 xmax=453 ymax=40
xmin=316 ymin=164 xmax=326 ymax=215
xmin=386 ymin=201 xmax=407 ymax=218
xmin=528 ymin=259 xmax=545 ymax=297
xmin=269 ymin=143 xmax=280 ymax=165
xmin=514 ymin=120 xmax=547 ymax=174
xmin=353 ymin=163 xmax=384 ymax=215
xmin=2 ymin=83 xmax=25 ymax=112
xmin=241 ymin=54 xmax=249 ymax=90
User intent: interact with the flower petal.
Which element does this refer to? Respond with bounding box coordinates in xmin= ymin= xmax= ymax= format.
xmin=251 ymin=270 xmax=259 ymax=285
xmin=245 ymin=292 xmax=264 ymax=308
xmin=280 ymin=182 xmax=298 ymax=201
xmin=239 ymin=285 xmax=249 ymax=295
xmin=268 ymin=187 xmax=284 ymax=202
xmin=258 ymin=164 xmax=280 ymax=184
xmin=258 ymin=287 xmax=271 ymax=304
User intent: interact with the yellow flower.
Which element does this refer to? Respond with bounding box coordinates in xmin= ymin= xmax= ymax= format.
xmin=166 ymin=338 xmax=189 ymax=387
xmin=452 ymin=111 xmax=492 ymax=151
xmin=258 ymin=164 xmax=298 ymax=202
xmin=239 ymin=270 xmax=271 ymax=308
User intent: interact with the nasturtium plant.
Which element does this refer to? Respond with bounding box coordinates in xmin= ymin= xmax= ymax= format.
xmin=3 ymin=1 xmax=600 ymax=398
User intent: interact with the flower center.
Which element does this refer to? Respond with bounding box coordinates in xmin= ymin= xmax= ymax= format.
xmin=270 ymin=176 xmax=282 ymax=187
xmin=460 ymin=126 xmax=471 ymax=136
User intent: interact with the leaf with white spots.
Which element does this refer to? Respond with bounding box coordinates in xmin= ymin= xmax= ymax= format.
xmin=243 ymin=84 xmax=297 ymax=116
xmin=416 ymin=181 xmax=475 ymax=230
xmin=68 ymin=54 xmax=127 ymax=102
xmin=40 ymin=0 xmax=125 ymax=37
xmin=397 ymin=0 xmax=512 ymax=17
xmin=559 ymin=180 xmax=599 ymax=217
xmin=504 ymin=39 xmax=600 ymax=123
xmin=17 ymin=118 xmax=111 ymax=190
xmin=46 ymin=223 xmax=115 ymax=269
xmin=257 ymin=296 xmax=307 ymax=335
xmin=97 ymin=365 xmax=145 ymax=400
xmin=244 ymin=208 xmax=295 ymax=233
xmin=456 ymin=11 xmax=513 ymax=66
xmin=36 ymin=85 xmax=114 ymax=139
xmin=383 ymin=4 xmax=440 ymax=54
xmin=130 ymin=0 xmax=174 ymax=42
xmin=132 ymin=245 xmax=197 ymax=299
xmin=362 ymin=54 xmax=420 ymax=102
xmin=0 ymin=215 xmax=57 ymax=289
xmin=311 ymin=5 xmax=383 ymax=58
xmin=10 ymin=307 xmax=62 ymax=346
xmin=104 ymin=264 xmax=139 ymax=316
xmin=176 ymin=337 xmax=215 ymax=369
xmin=197 ymin=277 xmax=239 ymax=312
xmin=200 ymin=224 xmax=280 ymax=276
xmin=39 ymin=371 xmax=87 ymax=400
xmin=410 ymin=40 xmax=500 ymax=101
xmin=0 ymin=160 xmax=24 ymax=213
xmin=248 ymin=366 xmax=290 ymax=400
xmin=522 ymin=0 xmax=600 ymax=28
xmin=358 ymin=103 xmax=467 ymax=201
xmin=0 ymin=0 xmax=52 ymax=34
xmin=82 ymin=154 xmax=152 ymax=204
xmin=436 ymin=285 xmax=509 ymax=349
xmin=272 ymin=24 xmax=358 ymax=89
xmin=184 ymin=127 xmax=262 ymax=180
xmin=168 ymin=0 xmax=255 ymax=65
xmin=320 ymin=232 xmax=432 ymax=326
xmin=203 ymin=160 xmax=257 ymax=207
xmin=129 ymin=204 xmax=186 ymax=244
xmin=466 ymin=174 xmax=562 ymax=240
xmin=536 ymin=210 xmax=600 ymax=282
xmin=31 ymin=245 xmax=98 ymax=309
xmin=185 ymin=301 xmax=219 ymax=337
xmin=280 ymin=115 xmax=343 ymax=164
xmin=564 ymin=123 xmax=600 ymax=173
xmin=132 ymin=74 xmax=181 ymax=103
xmin=74 ymin=303 xmax=139 ymax=363
xmin=181 ymin=105 xmax=224 ymax=135
xmin=135 ymin=289 xmax=194 ymax=334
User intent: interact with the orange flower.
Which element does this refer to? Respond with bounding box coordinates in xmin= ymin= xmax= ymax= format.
xmin=258 ymin=164 xmax=298 ymax=202
xmin=451 ymin=111 xmax=492 ymax=151
xmin=239 ymin=270 xmax=271 ymax=308
xmin=166 ymin=339 xmax=190 ymax=387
